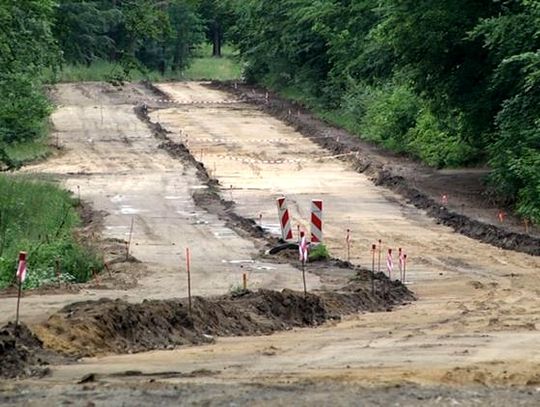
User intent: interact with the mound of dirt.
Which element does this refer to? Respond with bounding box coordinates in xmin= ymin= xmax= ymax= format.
xmin=0 ymin=322 xmax=67 ymax=379
xmin=36 ymin=276 xmax=412 ymax=358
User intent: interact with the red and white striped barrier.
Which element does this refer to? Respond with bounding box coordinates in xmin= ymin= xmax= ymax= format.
xmin=276 ymin=197 xmax=293 ymax=241
xmin=310 ymin=199 xmax=323 ymax=244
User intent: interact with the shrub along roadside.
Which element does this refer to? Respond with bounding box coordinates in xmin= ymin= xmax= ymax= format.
xmin=0 ymin=175 xmax=102 ymax=289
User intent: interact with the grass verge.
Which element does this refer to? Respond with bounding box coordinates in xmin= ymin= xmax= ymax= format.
xmin=43 ymin=44 xmax=242 ymax=83
xmin=0 ymin=175 xmax=102 ymax=289
xmin=4 ymin=137 xmax=51 ymax=166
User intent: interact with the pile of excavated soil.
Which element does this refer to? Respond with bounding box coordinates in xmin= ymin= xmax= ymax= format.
xmin=0 ymin=322 xmax=67 ymax=379
xmin=35 ymin=272 xmax=413 ymax=358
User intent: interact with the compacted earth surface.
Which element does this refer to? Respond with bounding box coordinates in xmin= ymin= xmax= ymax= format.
xmin=0 ymin=81 xmax=539 ymax=405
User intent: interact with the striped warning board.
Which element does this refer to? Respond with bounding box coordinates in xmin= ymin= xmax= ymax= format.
xmin=310 ymin=199 xmax=323 ymax=244
xmin=276 ymin=197 xmax=293 ymax=241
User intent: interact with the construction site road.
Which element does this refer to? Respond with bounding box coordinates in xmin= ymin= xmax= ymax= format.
xmin=0 ymin=82 xmax=318 ymax=326
xmin=1 ymin=81 xmax=540 ymax=402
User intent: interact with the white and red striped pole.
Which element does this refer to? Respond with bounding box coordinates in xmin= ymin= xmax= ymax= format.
xmin=299 ymin=231 xmax=309 ymax=297
xmin=15 ymin=251 xmax=27 ymax=327
xmin=398 ymin=247 xmax=403 ymax=282
xmin=276 ymin=197 xmax=293 ymax=241
xmin=310 ymin=199 xmax=323 ymax=244
xmin=403 ymin=254 xmax=408 ymax=282
xmin=186 ymin=247 xmax=192 ymax=315
xmin=346 ymin=229 xmax=351 ymax=262
xmin=386 ymin=249 xmax=393 ymax=280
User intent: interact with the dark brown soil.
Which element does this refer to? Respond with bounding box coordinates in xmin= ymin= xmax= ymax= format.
xmin=0 ymin=322 xmax=69 ymax=379
xmin=134 ymin=100 xmax=278 ymax=248
xmin=35 ymin=271 xmax=413 ymax=358
xmin=209 ymin=81 xmax=540 ymax=256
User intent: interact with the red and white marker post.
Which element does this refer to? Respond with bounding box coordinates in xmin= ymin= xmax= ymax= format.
xmin=299 ymin=231 xmax=309 ymax=298
xmin=126 ymin=217 xmax=134 ymax=260
xmin=276 ymin=197 xmax=293 ymax=241
xmin=398 ymin=247 xmax=404 ymax=282
xmin=346 ymin=229 xmax=351 ymax=262
xmin=310 ymin=199 xmax=323 ymax=244
xmin=403 ymin=254 xmax=408 ymax=283
xmin=386 ymin=249 xmax=394 ymax=280
xmin=15 ymin=251 xmax=27 ymax=327
xmin=186 ymin=248 xmax=192 ymax=315
xmin=441 ymin=194 xmax=449 ymax=206
xmin=371 ymin=244 xmax=376 ymax=294
xmin=377 ymin=239 xmax=382 ymax=273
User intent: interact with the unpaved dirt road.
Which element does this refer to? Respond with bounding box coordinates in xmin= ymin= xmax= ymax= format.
xmin=0 ymin=82 xmax=317 ymax=326
xmin=1 ymin=81 xmax=540 ymax=405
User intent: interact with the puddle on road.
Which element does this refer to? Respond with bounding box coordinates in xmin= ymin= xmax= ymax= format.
xmin=212 ymin=228 xmax=238 ymax=238
xmin=119 ymin=206 xmax=145 ymax=215
xmin=261 ymin=223 xmax=282 ymax=236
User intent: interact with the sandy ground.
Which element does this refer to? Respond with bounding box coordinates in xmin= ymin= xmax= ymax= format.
xmin=1 ymin=81 xmax=540 ymax=403
xmin=0 ymin=82 xmax=317 ymax=326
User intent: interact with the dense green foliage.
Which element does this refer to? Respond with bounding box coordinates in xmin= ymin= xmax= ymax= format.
xmin=1 ymin=1 xmax=538 ymax=228
xmin=227 ymin=0 xmax=540 ymax=222
xmin=0 ymin=0 xmax=230 ymax=158
xmin=0 ymin=175 xmax=102 ymax=289
xmin=52 ymin=0 xmax=204 ymax=79
xmin=0 ymin=0 xmax=58 ymax=168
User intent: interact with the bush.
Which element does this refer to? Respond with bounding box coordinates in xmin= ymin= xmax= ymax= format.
xmin=407 ymin=109 xmax=477 ymax=168
xmin=0 ymin=175 xmax=102 ymax=289
xmin=356 ymin=83 xmax=420 ymax=152
xmin=309 ymin=244 xmax=330 ymax=262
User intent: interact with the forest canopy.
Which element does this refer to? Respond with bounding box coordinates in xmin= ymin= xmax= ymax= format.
xmin=227 ymin=0 xmax=540 ymax=222
xmin=0 ymin=0 xmax=538 ymax=222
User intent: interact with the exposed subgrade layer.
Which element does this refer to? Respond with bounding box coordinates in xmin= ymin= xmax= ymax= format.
xmin=209 ymin=81 xmax=540 ymax=256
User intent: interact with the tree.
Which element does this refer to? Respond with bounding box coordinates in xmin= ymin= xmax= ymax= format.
xmin=53 ymin=1 xmax=121 ymax=65
xmin=473 ymin=0 xmax=540 ymax=221
xmin=0 ymin=0 xmax=58 ymax=165
xmin=197 ymin=0 xmax=234 ymax=57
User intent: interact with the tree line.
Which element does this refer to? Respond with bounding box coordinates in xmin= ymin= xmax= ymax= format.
xmin=226 ymin=0 xmax=540 ymax=223
xmin=0 ymin=0 xmax=222 ymax=168
xmin=0 ymin=0 xmax=538 ymax=222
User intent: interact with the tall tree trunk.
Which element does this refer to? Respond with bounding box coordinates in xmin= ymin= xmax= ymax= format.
xmin=211 ymin=20 xmax=221 ymax=57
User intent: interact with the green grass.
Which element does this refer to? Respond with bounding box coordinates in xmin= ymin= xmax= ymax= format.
xmin=43 ymin=43 xmax=242 ymax=83
xmin=309 ymin=244 xmax=330 ymax=262
xmin=4 ymin=137 xmax=51 ymax=165
xmin=0 ymin=175 xmax=102 ymax=289
xmin=182 ymin=44 xmax=242 ymax=81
